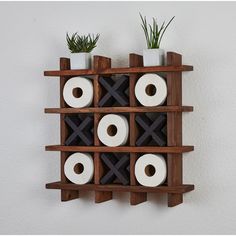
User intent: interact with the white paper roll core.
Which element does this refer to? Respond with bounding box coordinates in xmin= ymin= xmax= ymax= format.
xmin=135 ymin=73 xmax=167 ymax=106
xmin=135 ymin=154 xmax=167 ymax=187
xmin=63 ymin=77 xmax=93 ymax=108
xmin=97 ymin=114 xmax=129 ymax=147
xmin=64 ymin=153 xmax=94 ymax=184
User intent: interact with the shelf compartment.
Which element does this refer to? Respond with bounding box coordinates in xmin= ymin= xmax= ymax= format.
xmin=64 ymin=114 xmax=94 ymax=146
xmin=135 ymin=113 xmax=167 ymax=146
xmin=44 ymin=106 xmax=193 ymax=114
xmin=45 ymin=145 xmax=194 ymax=153
xmin=98 ymin=75 xmax=129 ymax=107
xmin=46 ymin=181 xmax=194 ymax=194
xmin=100 ymin=153 xmax=130 ymax=185
xmin=44 ymin=65 xmax=193 ymax=77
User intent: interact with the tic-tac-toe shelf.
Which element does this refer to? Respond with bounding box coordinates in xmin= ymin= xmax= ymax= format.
xmin=44 ymin=52 xmax=195 ymax=207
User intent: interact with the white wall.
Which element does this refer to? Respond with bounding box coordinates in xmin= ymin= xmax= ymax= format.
xmin=0 ymin=1 xmax=236 ymax=234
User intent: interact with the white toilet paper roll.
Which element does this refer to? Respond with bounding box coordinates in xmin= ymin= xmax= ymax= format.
xmin=97 ymin=114 xmax=129 ymax=147
xmin=135 ymin=154 xmax=167 ymax=187
xmin=64 ymin=153 xmax=94 ymax=184
xmin=135 ymin=73 xmax=167 ymax=106
xmin=63 ymin=77 xmax=93 ymax=108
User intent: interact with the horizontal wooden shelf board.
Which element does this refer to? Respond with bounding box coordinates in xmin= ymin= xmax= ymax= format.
xmin=44 ymin=65 xmax=193 ymax=77
xmin=46 ymin=181 xmax=194 ymax=194
xmin=44 ymin=106 xmax=193 ymax=114
xmin=45 ymin=145 xmax=194 ymax=153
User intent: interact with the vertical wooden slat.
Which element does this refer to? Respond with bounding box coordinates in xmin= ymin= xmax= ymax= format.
xmin=60 ymin=58 xmax=79 ymax=201
xmin=93 ymin=56 xmax=113 ymax=203
xmin=166 ymin=52 xmax=183 ymax=207
xmin=129 ymin=54 xmax=147 ymax=205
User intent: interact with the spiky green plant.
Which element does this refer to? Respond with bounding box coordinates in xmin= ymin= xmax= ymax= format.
xmin=66 ymin=32 xmax=100 ymax=53
xmin=140 ymin=13 xmax=175 ymax=49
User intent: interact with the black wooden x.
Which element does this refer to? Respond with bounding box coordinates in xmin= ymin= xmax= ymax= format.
xmin=99 ymin=75 xmax=129 ymax=107
xmin=64 ymin=115 xmax=93 ymax=146
xmin=136 ymin=114 xmax=167 ymax=146
xmin=100 ymin=153 xmax=130 ymax=185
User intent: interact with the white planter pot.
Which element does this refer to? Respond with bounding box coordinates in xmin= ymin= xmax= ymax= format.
xmin=143 ymin=49 xmax=165 ymax=66
xmin=70 ymin=52 xmax=91 ymax=70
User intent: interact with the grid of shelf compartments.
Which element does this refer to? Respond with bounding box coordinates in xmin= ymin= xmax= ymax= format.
xmin=44 ymin=51 xmax=194 ymax=207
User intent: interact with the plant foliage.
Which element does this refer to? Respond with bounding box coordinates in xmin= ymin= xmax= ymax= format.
xmin=140 ymin=13 xmax=175 ymax=49
xmin=66 ymin=32 xmax=100 ymax=53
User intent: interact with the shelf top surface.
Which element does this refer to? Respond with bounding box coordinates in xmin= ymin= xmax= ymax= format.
xmin=44 ymin=65 xmax=193 ymax=77
xmin=46 ymin=181 xmax=194 ymax=193
xmin=44 ymin=106 xmax=193 ymax=114
xmin=45 ymin=145 xmax=194 ymax=153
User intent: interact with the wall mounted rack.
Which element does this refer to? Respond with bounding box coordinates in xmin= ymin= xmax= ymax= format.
xmin=44 ymin=51 xmax=194 ymax=207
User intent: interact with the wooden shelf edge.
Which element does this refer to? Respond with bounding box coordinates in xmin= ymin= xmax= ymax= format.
xmin=44 ymin=106 xmax=193 ymax=114
xmin=44 ymin=65 xmax=193 ymax=77
xmin=46 ymin=181 xmax=194 ymax=194
xmin=45 ymin=145 xmax=194 ymax=153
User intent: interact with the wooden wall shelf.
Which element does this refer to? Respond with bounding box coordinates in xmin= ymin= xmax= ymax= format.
xmin=44 ymin=52 xmax=194 ymax=207
xmin=45 ymin=145 xmax=194 ymax=153
xmin=44 ymin=106 xmax=193 ymax=114
xmin=44 ymin=65 xmax=193 ymax=77
xmin=46 ymin=182 xmax=194 ymax=194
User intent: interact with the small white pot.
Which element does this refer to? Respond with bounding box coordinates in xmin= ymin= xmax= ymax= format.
xmin=143 ymin=48 xmax=165 ymax=66
xmin=70 ymin=52 xmax=91 ymax=70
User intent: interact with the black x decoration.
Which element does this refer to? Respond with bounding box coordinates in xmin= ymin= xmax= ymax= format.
xmin=99 ymin=75 xmax=129 ymax=107
xmin=64 ymin=114 xmax=94 ymax=146
xmin=100 ymin=153 xmax=130 ymax=185
xmin=135 ymin=113 xmax=167 ymax=146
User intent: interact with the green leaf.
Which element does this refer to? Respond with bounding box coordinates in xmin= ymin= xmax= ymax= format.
xmin=140 ymin=14 xmax=175 ymax=49
xmin=158 ymin=16 xmax=175 ymax=47
xmin=66 ymin=32 xmax=100 ymax=53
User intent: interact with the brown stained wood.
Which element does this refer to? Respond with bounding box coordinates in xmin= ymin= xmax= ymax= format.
xmin=129 ymin=53 xmax=147 ymax=205
xmin=93 ymin=56 xmax=112 ymax=203
xmin=59 ymin=58 xmax=79 ymax=201
xmin=44 ymin=106 xmax=193 ymax=114
xmin=46 ymin=181 xmax=194 ymax=194
xmin=46 ymin=145 xmax=194 ymax=153
xmin=167 ymin=52 xmax=183 ymax=207
xmin=45 ymin=52 xmax=194 ymax=207
xmin=44 ymin=65 xmax=193 ymax=77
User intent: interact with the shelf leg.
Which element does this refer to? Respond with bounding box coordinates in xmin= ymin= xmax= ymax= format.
xmin=167 ymin=52 xmax=183 ymax=207
xmin=59 ymin=58 xmax=79 ymax=201
xmin=130 ymin=152 xmax=147 ymax=206
xmin=93 ymin=56 xmax=113 ymax=203
xmin=129 ymin=54 xmax=147 ymax=206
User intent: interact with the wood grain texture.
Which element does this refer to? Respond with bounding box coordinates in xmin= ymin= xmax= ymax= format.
xmin=93 ymin=56 xmax=113 ymax=203
xmin=44 ymin=52 xmax=194 ymax=207
xmin=44 ymin=106 xmax=193 ymax=114
xmin=44 ymin=65 xmax=193 ymax=77
xmin=46 ymin=145 xmax=194 ymax=153
xmin=166 ymin=52 xmax=183 ymax=207
xmin=129 ymin=53 xmax=147 ymax=205
xmin=59 ymin=58 xmax=79 ymax=201
xmin=46 ymin=181 xmax=194 ymax=194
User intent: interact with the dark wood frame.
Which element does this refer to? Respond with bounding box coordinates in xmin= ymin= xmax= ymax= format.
xmin=44 ymin=52 xmax=194 ymax=207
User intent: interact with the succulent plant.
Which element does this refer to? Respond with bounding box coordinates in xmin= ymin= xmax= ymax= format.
xmin=140 ymin=13 xmax=175 ymax=49
xmin=66 ymin=32 xmax=100 ymax=53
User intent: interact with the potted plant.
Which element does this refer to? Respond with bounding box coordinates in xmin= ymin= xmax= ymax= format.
xmin=66 ymin=32 xmax=100 ymax=69
xmin=140 ymin=13 xmax=175 ymax=66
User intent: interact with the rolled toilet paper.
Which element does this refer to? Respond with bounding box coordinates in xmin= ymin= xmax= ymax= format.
xmin=63 ymin=77 xmax=93 ymax=108
xmin=64 ymin=152 xmax=94 ymax=184
xmin=135 ymin=154 xmax=167 ymax=187
xmin=135 ymin=73 xmax=167 ymax=106
xmin=97 ymin=114 xmax=129 ymax=147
